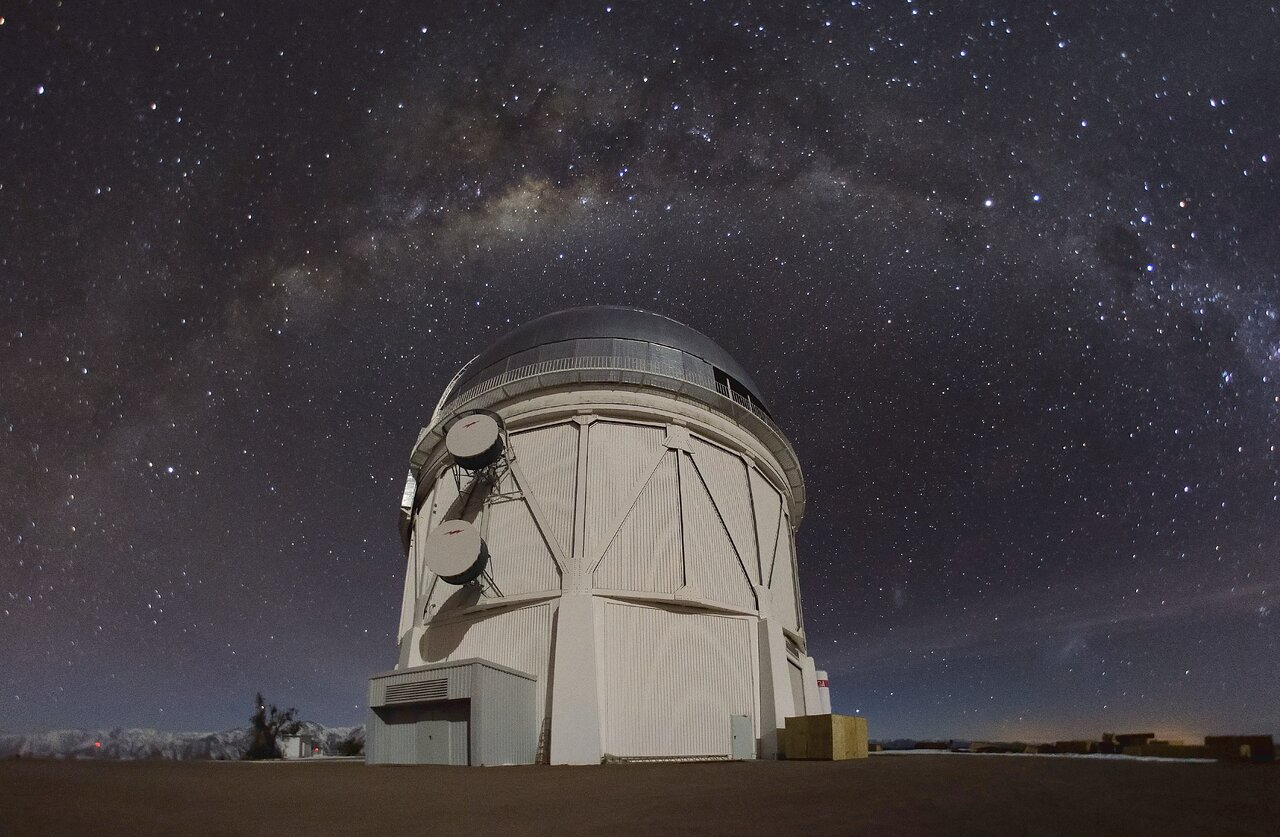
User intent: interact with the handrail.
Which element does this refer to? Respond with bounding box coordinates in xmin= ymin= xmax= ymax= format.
xmin=433 ymin=354 xmax=792 ymax=450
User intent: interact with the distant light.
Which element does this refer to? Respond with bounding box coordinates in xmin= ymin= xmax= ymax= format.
xmin=36 ymin=85 xmax=45 ymax=95
xmin=983 ymin=198 xmax=993 ymax=208
xmin=1145 ymin=264 xmax=1155 ymax=272
xmin=1032 ymin=194 xmax=1041 ymax=202
xmin=94 ymin=741 xmax=102 ymax=748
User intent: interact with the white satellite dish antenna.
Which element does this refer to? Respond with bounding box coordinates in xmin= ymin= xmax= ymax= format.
xmin=422 ymin=519 xmax=490 ymax=585
xmin=445 ymin=412 xmax=505 ymax=471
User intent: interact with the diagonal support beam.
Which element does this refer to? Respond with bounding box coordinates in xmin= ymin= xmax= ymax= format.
xmin=686 ymin=452 xmax=759 ymax=609
xmin=586 ymin=447 xmax=671 ymax=575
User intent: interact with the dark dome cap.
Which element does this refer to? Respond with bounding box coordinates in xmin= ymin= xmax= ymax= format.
xmin=448 ymin=305 xmax=768 ymax=407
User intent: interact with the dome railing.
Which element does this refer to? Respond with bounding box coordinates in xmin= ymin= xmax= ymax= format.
xmin=424 ymin=353 xmax=805 ymax=516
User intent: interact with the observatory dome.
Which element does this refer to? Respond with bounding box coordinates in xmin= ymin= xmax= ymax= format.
xmin=441 ymin=306 xmax=770 ymax=414
xmin=371 ymin=305 xmax=825 ymax=768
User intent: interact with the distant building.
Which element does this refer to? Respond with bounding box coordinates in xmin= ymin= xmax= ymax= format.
xmin=279 ymin=735 xmax=313 ymax=759
xmin=1114 ymin=732 xmax=1155 ymax=749
xmin=1204 ymin=736 xmax=1276 ymax=764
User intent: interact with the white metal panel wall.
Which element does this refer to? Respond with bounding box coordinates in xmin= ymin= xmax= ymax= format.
xmin=788 ymin=661 xmax=806 ymax=716
xmin=420 ymin=603 xmax=553 ymax=724
xmin=749 ymin=468 xmax=783 ymax=587
xmin=689 ymin=439 xmax=759 ymax=584
xmin=600 ymin=602 xmax=756 ymax=758
xmin=426 ymin=472 xmax=460 ymax=528
xmin=680 ymin=456 xmax=756 ymax=610
xmin=510 ymin=423 xmax=579 ymax=557
xmin=585 ymin=422 xmax=666 ymax=558
xmin=410 ymin=474 xmax=465 ymax=622
xmin=398 ymin=532 xmax=419 ymax=638
xmin=449 ymin=717 xmax=470 ymax=765
xmin=400 ymin=481 xmax=438 ymax=636
xmin=365 ymin=708 xmax=415 ymax=765
xmin=481 ymin=485 xmax=561 ymax=596
xmin=474 ymin=665 xmax=537 ymax=765
xmin=769 ymin=515 xmax=801 ymax=633
xmin=593 ymin=452 xmax=683 ymax=593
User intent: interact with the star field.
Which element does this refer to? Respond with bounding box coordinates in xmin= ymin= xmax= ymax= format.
xmin=1 ymin=1 xmax=1277 ymax=739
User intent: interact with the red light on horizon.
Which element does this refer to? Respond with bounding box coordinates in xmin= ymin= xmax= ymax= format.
xmin=94 ymin=741 xmax=101 ymax=748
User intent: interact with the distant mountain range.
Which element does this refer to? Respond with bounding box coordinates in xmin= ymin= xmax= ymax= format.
xmin=0 ymin=721 xmax=364 ymax=761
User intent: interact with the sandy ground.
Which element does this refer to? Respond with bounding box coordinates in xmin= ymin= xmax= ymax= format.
xmin=2 ymin=754 xmax=1277 ymax=836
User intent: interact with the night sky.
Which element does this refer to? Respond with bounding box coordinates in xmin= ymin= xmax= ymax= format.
xmin=3 ymin=1 xmax=1277 ymax=741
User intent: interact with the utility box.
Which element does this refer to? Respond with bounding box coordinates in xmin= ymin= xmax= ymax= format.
xmin=779 ymin=714 xmax=868 ymax=760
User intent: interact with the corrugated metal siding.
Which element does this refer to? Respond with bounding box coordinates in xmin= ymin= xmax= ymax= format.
xmin=406 ymin=482 xmax=437 ymax=618
xmin=481 ymin=496 xmax=561 ymax=596
xmin=419 ymin=575 xmax=458 ymax=620
xmin=510 ymin=423 xmax=579 ymax=557
xmin=680 ymin=455 xmax=756 ymax=610
xmin=398 ymin=533 xmax=418 ymax=638
xmin=473 ymin=665 xmax=537 ymax=765
xmin=601 ymin=602 xmax=755 ymax=758
xmin=770 ymin=517 xmax=801 ymax=633
xmin=689 ymin=438 xmax=759 ymax=584
xmin=749 ymin=469 xmax=783 ymax=588
xmin=366 ymin=708 xmax=415 ymax=765
xmin=450 ymin=716 xmax=470 ymax=765
xmin=420 ymin=603 xmax=553 ymax=725
xmin=428 ymin=472 xmax=460 ymax=529
xmin=585 ymin=421 xmax=665 ymax=558
xmin=593 ymin=452 xmax=682 ymax=593
xmin=408 ymin=474 xmax=464 ymax=624
xmin=788 ymin=661 xmax=806 ymax=716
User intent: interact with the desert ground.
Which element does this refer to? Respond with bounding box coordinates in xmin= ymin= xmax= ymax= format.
xmin=3 ymin=754 xmax=1276 ymax=836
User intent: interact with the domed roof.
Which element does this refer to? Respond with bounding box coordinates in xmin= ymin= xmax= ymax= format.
xmin=448 ymin=306 xmax=768 ymax=406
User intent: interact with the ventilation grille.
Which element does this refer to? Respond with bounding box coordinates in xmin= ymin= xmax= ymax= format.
xmin=384 ymin=678 xmax=448 ymax=704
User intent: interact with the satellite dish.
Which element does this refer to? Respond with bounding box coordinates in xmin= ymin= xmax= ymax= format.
xmin=445 ymin=412 xmax=505 ymax=470
xmin=422 ymin=519 xmax=489 ymax=585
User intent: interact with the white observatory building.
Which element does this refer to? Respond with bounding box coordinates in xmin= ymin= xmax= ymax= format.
xmin=366 ymin=306 xmax=827 ymax=765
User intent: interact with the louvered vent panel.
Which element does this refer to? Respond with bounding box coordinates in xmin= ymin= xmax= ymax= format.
xmin=384 ymin=678 xmax=448 ymax=704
